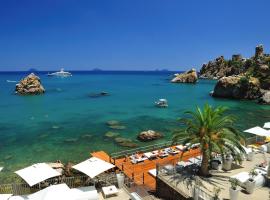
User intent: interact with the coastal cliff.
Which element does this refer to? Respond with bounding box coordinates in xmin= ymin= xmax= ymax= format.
xmin=171 ymin=68 xmax=198 ymax=83
xmin=15 ymin=73 xmax=45 ymax=95
xmin=207 ymin=45 xmax=270 ymax=104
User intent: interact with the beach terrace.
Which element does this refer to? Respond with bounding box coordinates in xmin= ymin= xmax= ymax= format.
xmin=156 ymin=150 xmax=270 ymax=200
xmin=92 ymin=141 xmax=201 ymax=191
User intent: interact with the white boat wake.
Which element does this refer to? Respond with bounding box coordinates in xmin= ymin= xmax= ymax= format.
xmin=6 ymin=80 xmax=17 ymax=83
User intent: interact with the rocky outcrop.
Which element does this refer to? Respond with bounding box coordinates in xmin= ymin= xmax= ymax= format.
xmin=258 ymin=91 xmax=270 ymax=104
xmin=202 ymin=44 xmax=270 ymax=104
xmin=137 ymin=130 xmax=163 ymax=142
xmin=88 ymin=91 xmax=109 ymax=98
xmin=212 ymin=76 xmax=261 ymax=99
xmin=171 ymin=69 xmax=198 ymax=83
xmin=15 ymin=73 xmax=45 ymax=95
xmin=114 ymin=137 xmax=137 ymax=148
xmin=199 ymin=56 xmax=245 ymax=79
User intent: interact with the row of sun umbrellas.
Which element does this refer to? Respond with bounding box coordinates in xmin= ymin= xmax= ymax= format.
xmin=15 ymin=157 xmax=115 ymax=187
xmin=0 ymin=157 xmax=115 ymax=200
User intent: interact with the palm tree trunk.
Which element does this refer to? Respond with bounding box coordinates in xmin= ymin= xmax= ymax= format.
xmin=200 ymin=151 xmax=209 ymax=176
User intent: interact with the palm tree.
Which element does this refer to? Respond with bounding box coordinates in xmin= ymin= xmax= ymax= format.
xmin=172 ymin=104 xmax=245 ymax=176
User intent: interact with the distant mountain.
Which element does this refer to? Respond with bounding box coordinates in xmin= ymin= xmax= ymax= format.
xmin=28 ymin=68 xmax=38 ymax=72
xmin=92 ymin=68 xmax=103 ymax=71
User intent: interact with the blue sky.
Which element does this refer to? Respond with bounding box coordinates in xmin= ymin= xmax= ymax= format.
xmin=0 ymin=0 xmax=270 ymax=71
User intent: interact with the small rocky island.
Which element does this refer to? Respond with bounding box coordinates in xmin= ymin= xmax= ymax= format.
xmin=15 ymin=73 xmax=45 ymax=95
xmin=171 ymin=68 xmax=198 ymax=83
xmin=201 ymin=44 xmax=270 ymax=104
xmin=137 ymin=130 xmax=163 ymax=142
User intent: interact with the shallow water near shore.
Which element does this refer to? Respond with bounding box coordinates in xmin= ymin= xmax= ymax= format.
xmin=0 ymin=71 xmax=270 ymax=183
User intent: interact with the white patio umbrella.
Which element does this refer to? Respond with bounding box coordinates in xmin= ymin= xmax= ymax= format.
xmin=69 ymin=186 xmax=98 ymax=200
xmin=244 ymin=126 xmax=270 ymax=137
xmin=15 ymin=163 xmax=61 ymax=187
xmin=72 ymin=157 xmax=115 ymax=178
xmin=0 ymin=194 xmax=12 ymax=200
xmin=0 ymin=167 xmax=3 ymax=172
xmin=263 ymin=122 xmax=270 ymax=129
xmin=27 ymin=183 xmax=71 ymax=200
xmin=8 ymin=196 xmax=28 ymax=200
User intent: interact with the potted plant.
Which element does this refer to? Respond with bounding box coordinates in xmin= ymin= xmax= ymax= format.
xmin=229 ymin=178 xmax=239 ymax=200
xmin=116 ymin=172 xmax=125 ymax=188
xmin=247 ymin=148 xmax=254 ymax=161
xmin=213 ymin=187 xmax=221 ymax=200
xmin=245 ymin=168 xmax=258 ymax=194
xmin=223 ymin=154 xmax=233 ymax=171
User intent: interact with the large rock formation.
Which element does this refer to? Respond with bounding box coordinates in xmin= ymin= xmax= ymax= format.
xmin=15 ymin=73 xmax=45 ymax=95
xmin=137 ymin=130 xmax=163 ymax=142
xmin=171 ymin=68 xmax=198 ymax=83
xmin=212 ymin=76 xmax=261 ymax=99
xmin=199 ymin=55 xmax=245 ymax=79
xmin=202 ymin=44 xmax=270 ymax=104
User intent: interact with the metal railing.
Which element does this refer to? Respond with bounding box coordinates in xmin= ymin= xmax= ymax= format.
xmin=0 ymin=174 xmax=118 ymax=195
xmin=110 ymin=140 xmax=182 ymax=160
xmin=110 ymin=135 xmax=259 ymax=161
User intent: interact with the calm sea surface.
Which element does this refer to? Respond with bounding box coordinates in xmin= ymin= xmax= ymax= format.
xmin=0 ymin=71 xmax=270 ymax=182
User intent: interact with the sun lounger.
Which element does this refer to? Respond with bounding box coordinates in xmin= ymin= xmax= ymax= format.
xmin=175 ymin=145 xmax=187 ymax=151
xmin=191 ymin=143 xmax=200 ymax=148
xmin=144 ymin=152 xmax=158 ymax=159
xmin=164 ymin=148 xmax=180 ymax=155
xmin=159 ymin=151 xmax=169 ymax=158
xmin=177 ymin=161 xmax=192 ymax=167
xmin=188 ymin=157 xmax=202 ymax=165
xmin=148 ymin=169 xmax=157 ymax=177
xmin=130 ymin=155 xmax=147 ymax=164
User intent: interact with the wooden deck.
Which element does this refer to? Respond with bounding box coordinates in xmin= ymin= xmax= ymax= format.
xmin=91 ymin=148 xmax=201 ymax=190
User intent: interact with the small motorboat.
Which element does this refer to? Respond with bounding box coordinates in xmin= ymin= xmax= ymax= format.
xmin=47 ymin=68 xmax=72 ymax=77
xmin=155 ymin=99 xmax=168 ymax=108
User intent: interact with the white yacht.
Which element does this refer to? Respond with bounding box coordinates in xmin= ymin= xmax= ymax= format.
xmin=47 ymin=68 xmax=72 ymax=77
xmin=155 ymin=99 xmax=168 ymax=108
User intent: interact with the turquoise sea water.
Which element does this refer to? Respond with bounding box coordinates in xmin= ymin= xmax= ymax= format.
xmin=1 ymin=71 xmax=270 ymax=182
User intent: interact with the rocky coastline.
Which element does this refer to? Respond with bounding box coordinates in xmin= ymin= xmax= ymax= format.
xmin=200 ymin=44 xmax=270 ymax=104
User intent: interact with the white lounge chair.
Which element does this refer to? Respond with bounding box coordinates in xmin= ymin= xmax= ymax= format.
xmin=144 ymin=152 xmax=158 ymax=159
xmin=148 ymin=169 xmax=157 ymax=177
xmin=175 ymin=145 xmax=187 ymax=151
